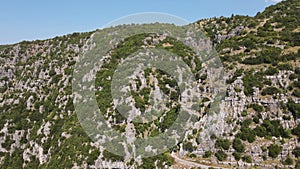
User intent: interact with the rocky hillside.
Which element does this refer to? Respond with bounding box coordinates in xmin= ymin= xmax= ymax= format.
xmin=0 ymin=0 xmax=299 ymax=168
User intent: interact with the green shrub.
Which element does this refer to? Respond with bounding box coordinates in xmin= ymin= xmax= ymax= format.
xmin=265 ymin=67 xmax=279 ymax=75
xmin=294 ymin=81 xmax=300 ymax=88
xmin=215 ymin=138 xmax=231 ymax=150
xmin=292 ymin=124 xmax=300 ymax=140
xmin=293 ymin=89 xmax=300 ymax=98
xmin=141 ymin=153 xmax=174 ymax=168
xmin=261 ymin=86 xmax=281 ymax=96
xmin=189 ymin=153 xmax=197 ymax=158
xmin=289 ymin=72 xmax=300 ymax=80
xmin=183 ymin=142 xmax=196 ymax=152
xmin=215 ymin=150 xmax=227 ymax=161
xmin=241 ymin=118 xmax=253 ymax=128
xmin=293 ymin=147 xmax=300 ymax=157
xmin=242 ymin=38 xmax=256 ymax=50
xmin=242 ymin=47 xmax=282 ymax=65
xmin=249 ymin=104 xmax=264 ymax=113
xmin=277 ymin=63 xmax=293 ymax=71
xmin=203 ymin=151 xmax=212 ymax=158
xmin=242 ymin=155 xmax=252 ymax=163
xmin=283 ymin=156 xmax=293 ymax=165
xmin=241 ymin=111 xmax=247 ymax=117
xmin=226 ymin=69 xmax=244 ymax=84
xmin=261 ymin=146 xmax=267 ymax=152
xmin=233 ymin=138 xmax=245 ymax=153
xmin=295 ymin=67 xmax=300 ymax=75
xmin=268 ymin=144 xmax=282 ymax=158
xmin=233 ymin=152 xmax=241 ymax=161
xmin=102 ymin=150 xmax=124 ymax=162
xmin=253 ymin=117 xmax=260 ymax=124
xmin=242 ymin=71 xmax=264 ymax=96
xmin=288 ymin=100 xmax=300 ymax=119
xmin=49 ymin=69 xmax=56 ymax=76
xmin=255 ymin=119 xmax=290 ymax=138
xmin=237 ymin=127 xmax=256 ymax=143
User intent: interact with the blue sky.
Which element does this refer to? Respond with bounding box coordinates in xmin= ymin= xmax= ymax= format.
xmin=0 ymin=0 xmax=281 ymax=45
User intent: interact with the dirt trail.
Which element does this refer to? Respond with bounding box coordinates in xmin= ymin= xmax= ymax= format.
xmin=171 ymin=152 xmax=229 ymax=169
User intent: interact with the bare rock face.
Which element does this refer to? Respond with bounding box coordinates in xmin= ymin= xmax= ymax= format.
xmin=215 ymin=26 xmax=245 ymax=44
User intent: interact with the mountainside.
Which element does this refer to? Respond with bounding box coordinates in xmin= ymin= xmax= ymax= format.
xmin=0 ymin=0 xmax=300 ymax=168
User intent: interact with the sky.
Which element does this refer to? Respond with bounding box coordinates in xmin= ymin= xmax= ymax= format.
xmin=0 ymin=0 xmax=281 ymax=45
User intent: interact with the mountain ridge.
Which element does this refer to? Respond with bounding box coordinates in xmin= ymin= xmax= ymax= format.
xmin=0 ymin=0 xmax=299 ymax=168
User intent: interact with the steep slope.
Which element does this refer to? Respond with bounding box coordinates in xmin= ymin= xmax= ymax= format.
xmin=0 ymin=0 xmax=299 ymax=168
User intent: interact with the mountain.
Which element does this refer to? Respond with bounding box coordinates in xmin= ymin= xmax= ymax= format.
xmin=0 ymin=0 xmax=299 ymax=168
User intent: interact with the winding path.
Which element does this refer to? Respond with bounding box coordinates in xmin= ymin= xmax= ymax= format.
xmin=171 ymin=152 xmax=229 ymax=169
